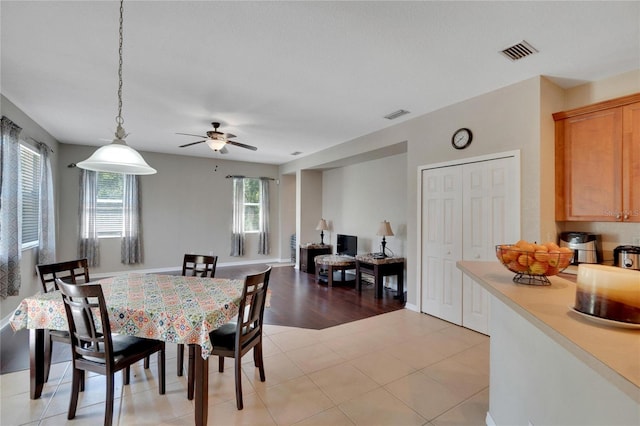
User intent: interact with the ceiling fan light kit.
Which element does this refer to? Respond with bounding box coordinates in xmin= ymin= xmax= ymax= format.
xmin=76 ymin=0 xmax=156 ymax=175
xmin=177 ymin=122 xmax=258 ymax=153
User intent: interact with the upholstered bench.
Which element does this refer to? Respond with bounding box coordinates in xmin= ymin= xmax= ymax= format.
xmin=314 ymin=255 xmax=356 ymax=287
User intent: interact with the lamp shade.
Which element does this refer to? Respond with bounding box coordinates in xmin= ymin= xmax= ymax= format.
xmin=206 ymin=139 xmax=227 ymax=151
xmin=316 ymin=219 xmax=329 ymax=231
xmin=76 ymin=140 xmax=157 ymax=175
xmin=376 ymin=220 xmax=394 ymax=237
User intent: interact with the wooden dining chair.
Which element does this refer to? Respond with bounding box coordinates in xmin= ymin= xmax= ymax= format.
xmin=36 ymin=259 xmax=90 ymax=383
xmin=177 ymin=254 xmax=219 ymax=377
xmin=57 ymin=280 xmax=166 ymax=426
xmin=187 ymin=267 xmax=271 ymax=409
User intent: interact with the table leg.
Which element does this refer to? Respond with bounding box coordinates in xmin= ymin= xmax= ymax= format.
xmin=328 ymin=266 xmax=334 ymax=287
xmin=376 ymin=268 xmax=384 ymax=299
xmin=29 ymin=329 xmax=45 ymax=399
xmin=396 ymin=269 xmax=405 ymax=303
xmin=194 ymin=346 xmax=209 ymax=426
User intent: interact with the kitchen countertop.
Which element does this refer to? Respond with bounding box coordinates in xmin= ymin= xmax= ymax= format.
xmin=457 ymin=260 xmax=640 ymax=403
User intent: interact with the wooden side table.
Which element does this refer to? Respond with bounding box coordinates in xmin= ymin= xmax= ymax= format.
xmin=355 ymin=255 xmax=405 ymax=302
xmin=299 ymin=245 xmax=332 ymax=274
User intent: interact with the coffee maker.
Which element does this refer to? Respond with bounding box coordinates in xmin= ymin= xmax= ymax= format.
xmin=559 ymin=232 xmax=601 ymax=265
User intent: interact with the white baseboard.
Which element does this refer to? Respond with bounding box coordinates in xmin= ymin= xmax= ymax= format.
xmin=486 ymin=411 xmax=496 ymax=426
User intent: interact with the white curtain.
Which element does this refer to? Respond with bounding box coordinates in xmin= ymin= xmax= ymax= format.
xmin=258 ymin=178 xmax=270 ymax=255
xmin=121 ymin=174 xmax=142 ymax=264
xmin=0 ymin=116 xmax=22 ymax=298
xmin=78 ymin=169 xmax=100 ymax=267
xmin=230 ymin=177 xmax=245 ymax=257
xmin=37 ymin=143 xmax=56 ymax=265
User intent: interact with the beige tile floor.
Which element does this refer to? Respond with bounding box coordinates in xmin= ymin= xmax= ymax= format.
xmin=0 ymin=309 xmax=490 ymax=426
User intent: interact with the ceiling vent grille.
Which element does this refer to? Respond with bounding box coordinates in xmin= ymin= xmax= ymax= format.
xmin=500 ymin=40 xmax=538 ymax=61
xmin=384 ymin=109 xmax=410 ymax=120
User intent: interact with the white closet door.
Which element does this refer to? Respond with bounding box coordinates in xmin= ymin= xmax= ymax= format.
xmin=462 ymin=157 xmax=519 ymax=334
xmin=421 ymin=167 xmax=463 ymax=325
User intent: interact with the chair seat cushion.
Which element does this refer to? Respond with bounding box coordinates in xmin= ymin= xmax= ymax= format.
xmin=209 ymin=323 xmax=237 ymax=349
xmin=82 ymin=335 xmax=161 ymax=364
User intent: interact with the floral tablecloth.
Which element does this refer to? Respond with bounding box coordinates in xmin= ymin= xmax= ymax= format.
xmin=10 ymin=273 xmax=245 ymax=359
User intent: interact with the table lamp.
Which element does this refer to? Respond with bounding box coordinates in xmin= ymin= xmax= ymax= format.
xmin=376 ymin=220 xmax=394 ymax=257
xmin=316 ymin=219 xmax=329 ymax=245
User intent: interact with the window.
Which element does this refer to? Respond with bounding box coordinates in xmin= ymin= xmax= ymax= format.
xmin=243 ymin=178 xmax=261 ymax=232
xmin=96 ymin=172 xmax=124 ymax=238
xmin=19 ymin=144 xmax=41 ymax=249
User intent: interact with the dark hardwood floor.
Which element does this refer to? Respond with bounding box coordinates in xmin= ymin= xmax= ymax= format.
xmin=216 ymin=263 xmax=405 ymax=329
xmin=0 ymin=263 xmax=404 ymax=374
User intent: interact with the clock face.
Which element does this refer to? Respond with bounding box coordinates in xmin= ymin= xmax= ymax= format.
xmin=452 ymin=128 xmax=472 ymax=149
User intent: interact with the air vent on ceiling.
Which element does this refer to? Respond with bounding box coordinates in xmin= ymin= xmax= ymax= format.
xmin=500 ymin=40 xmax=538 ymax=61
xmin=384 ymin=109 xmax=410 ymax=120
xmin=290 ymin=151 xmax=303 ymax=156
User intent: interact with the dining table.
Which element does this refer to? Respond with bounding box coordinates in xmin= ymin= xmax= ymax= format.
xmin=9 ymin=272 xmax=246 ymax=426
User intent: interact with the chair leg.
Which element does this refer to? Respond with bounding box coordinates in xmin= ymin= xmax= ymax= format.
xmin=234 ymin=357 xmax=243 ymax=410
xmin=158 ymin=348 xmax=166 ymax=395
xmin=105 ymin=373 xmax=115 ymax=426
xmin=218 ymin=356 xmax=224 ymax=373
xmin=68 ymin=368 xmax=82 ymax=420
xmin=80 ymin=371 xmax=85 ymax=392
xmin=177 ymin=343 xmax=184 ymax=376
xmin=43 ymin=333 xmax=52 ymax=383
xmin=124 ymin=366 xmax=130 ymax=385
xmin=144 ymin=355 xmax=150 ymax=369
xmin=187 ymin=345 xmax=195 ymax=400
xmin=255 ymin=343 xmax=266 ymax=382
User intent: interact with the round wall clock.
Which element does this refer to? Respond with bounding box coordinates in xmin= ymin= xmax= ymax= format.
xmin=452 ymin=128 xmax=473 ymax=149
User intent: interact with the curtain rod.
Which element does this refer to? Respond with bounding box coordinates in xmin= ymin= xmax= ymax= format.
xmin=225 ymin=175 xmax=276 ymax=181
xmin=27 ymin=137 xmax=54 ymax=153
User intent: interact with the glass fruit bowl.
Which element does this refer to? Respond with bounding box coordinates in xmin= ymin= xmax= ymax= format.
xmin=495 ymin=244 xmax=574 ymax=285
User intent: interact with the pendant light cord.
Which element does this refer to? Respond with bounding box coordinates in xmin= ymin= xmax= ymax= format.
xmin=117 ymin=0 xmax=124 ymax=127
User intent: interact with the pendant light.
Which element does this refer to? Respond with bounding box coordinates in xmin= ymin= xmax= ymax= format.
xmin=76 ymin=0 xmax=156 ymax=175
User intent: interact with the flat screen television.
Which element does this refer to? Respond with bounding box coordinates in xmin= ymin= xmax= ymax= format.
xmin=336 ymin=234 xmax=357 ymax=256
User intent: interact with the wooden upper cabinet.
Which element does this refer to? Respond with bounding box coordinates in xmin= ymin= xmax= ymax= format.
xmin=554 ymin=93 xmax=640 ymax=222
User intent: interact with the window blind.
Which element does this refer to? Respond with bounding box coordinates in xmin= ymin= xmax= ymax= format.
xmin=96 ymin=172 xmax=124 ymax=237
xmin=19 ymin=144 xmax=41 ymax=247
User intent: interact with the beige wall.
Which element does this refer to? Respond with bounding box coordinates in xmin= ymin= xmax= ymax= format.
xmin=322 ymin=153 xmax=407 ymax=256
xmin=282 ymin=71 xmax=640 ymax=309
xmin=56 ymin=144 xmax=281 ymax=276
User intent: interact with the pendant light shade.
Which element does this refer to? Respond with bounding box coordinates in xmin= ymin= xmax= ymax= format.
xmin=76 ymin=139 xmax=157 ymax=175
xmin=76 ymin=0 xmax=156 ymax=175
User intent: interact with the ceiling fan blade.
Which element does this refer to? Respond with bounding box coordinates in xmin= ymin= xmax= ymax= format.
xmin=176 ymin=132 xmax=208 ymax=138
xmin=219 ymin=146 xmax=229 ymax=154
xmin=223 ymin=132 xmax=236 ymax=139
xmin=226 ymin=140 xmax=258 ymax=151
xmin=179 ymin=140 xmax=206 ymax=148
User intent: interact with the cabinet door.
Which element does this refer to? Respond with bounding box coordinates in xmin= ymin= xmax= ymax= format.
xmin=557 ymin=108 xmax=623 ymax=220
xmin=461 ymin=158 xmax=519 ymax=334
xmin=421 ymin=167 xmax=463 ymax=325
xmin=623 ymin=102 xmax=640 ymax=222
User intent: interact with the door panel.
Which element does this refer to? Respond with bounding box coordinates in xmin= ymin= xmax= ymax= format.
xmin=420 ymin=155 xmax=519 ymax=334
xmin=421 ymin=166 xmax=462 ymax=325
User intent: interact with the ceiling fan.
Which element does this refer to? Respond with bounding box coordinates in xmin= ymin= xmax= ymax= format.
xmin=177 ymin=122 xmax=257 ymax=153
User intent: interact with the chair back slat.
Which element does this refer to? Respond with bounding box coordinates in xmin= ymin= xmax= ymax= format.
xmin=182 ymin=254 xmax=218 ymax=278
xmin=57 ymin=279 xmax=113 ymax=366
xmin=36 ymin=259 xmax=90 ymax=293
xmin=236 ymin=267 xmax=271 ymax=348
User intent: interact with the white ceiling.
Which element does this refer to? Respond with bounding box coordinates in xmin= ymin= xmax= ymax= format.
xmin=2 ymin=1 xmax=638 ymax=165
